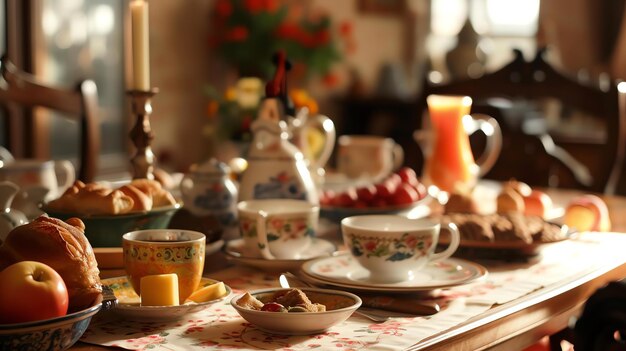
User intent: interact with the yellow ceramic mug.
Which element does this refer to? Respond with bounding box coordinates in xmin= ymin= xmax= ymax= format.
xmin=123 ymin=229 xmax=206 ymax=302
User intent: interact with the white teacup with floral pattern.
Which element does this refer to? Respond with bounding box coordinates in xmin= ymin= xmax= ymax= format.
xmin=237 ymin=199 xmax=319 ymax=260
xmin=341 ymin=215 xmax=460 ymax=283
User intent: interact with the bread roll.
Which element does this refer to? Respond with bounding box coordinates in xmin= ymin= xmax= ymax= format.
xmin=497 ymin=188 xmax=525 ymax=214
xmin=119 ymin=184 xmax=153 ymax=211
xmin=47 ymin=181 xmax=134 ymax=215
xmin=154 ymin=168 xmax=175 ymax=190
xmin=152 ymin=188 xmax=177 ymax=207
xmin=444 ymin=192 xmax=478 ymax=214
xmin=0 ymin=216 xmax=102 ymax=312
xmin=129 ymin=178 xmax=163 ymax=195
xmin=502 ymin=179 xmax=532 ymax=197
xmin=130 ymin=178 xmax=176 ymax=207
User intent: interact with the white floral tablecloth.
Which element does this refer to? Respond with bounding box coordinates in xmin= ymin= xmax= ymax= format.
xmin=81 ymin=232 xmax=626 ymax=350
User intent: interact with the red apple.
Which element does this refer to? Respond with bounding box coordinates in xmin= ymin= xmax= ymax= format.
xmin=564 ymin=194 xmax=611 ymax=232
xmin=0 ymin=261 xmax=69 ymax=324
xmin=523 ymin=190 xmax=553 ymax=218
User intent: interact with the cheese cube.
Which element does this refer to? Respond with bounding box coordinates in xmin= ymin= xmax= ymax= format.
xmin=186 ymin=281 xmax=227 ymax=303
xmin=140 ymin=274 xmax=180 ymax=306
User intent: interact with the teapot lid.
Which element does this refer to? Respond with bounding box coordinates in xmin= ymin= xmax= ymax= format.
xmin=190 ymin=158 xmax=230 ymax=176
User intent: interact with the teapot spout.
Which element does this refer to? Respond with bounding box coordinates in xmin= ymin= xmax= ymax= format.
xmin=0 ymin=181 xmax=28 ymax=241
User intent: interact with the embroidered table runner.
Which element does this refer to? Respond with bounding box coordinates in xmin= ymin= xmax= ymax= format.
xmin=81 ymin=232 xmax=626 ymax=350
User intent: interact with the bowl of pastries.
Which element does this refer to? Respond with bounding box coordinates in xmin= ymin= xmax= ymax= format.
xmin=0 ymin=216 xmax=115 ymax=351
xmin=232 ymin=287 xmax=361 ymax=335
xmin=43 ymin=179 xmax=180 ymax=247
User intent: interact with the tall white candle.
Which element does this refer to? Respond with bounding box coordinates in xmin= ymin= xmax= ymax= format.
xmin=131 ymin=0 xmax=150 ymax=90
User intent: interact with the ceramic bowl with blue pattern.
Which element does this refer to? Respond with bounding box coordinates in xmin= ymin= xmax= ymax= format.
xmin=0 ymin=289 xmax=115 ymax=351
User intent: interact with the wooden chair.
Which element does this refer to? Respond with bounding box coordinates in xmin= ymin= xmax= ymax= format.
xmin=0 ymin=55 xmax=100 ymax=182
xmin=414 ymin=48 xmax=625 ymax=194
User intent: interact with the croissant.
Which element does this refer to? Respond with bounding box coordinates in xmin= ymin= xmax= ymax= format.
xmin=0 ymin=216 xmax=102 ymax=312
xmin=47 ymin=181 xmax=134 ymax=215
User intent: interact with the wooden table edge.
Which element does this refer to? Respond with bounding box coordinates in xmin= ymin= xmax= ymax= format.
xmin=407 ymin=256 xmax=626 ymax=350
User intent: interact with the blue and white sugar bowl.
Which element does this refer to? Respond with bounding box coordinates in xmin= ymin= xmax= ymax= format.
xmin=180 ymin=158 xmax=238 ymax=230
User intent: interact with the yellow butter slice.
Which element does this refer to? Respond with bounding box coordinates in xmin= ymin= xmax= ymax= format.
xmin=140 ymin=274 xmax=180 ymax=306
xmin=187 ymin=281 xmax=227 ymax=303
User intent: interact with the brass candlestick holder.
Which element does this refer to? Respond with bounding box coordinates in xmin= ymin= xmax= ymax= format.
xmin=128 ymin=88 xmax=158 ymax=180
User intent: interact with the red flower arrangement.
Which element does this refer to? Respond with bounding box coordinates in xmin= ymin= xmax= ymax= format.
xmin=210 ymin=0 xmax=350 ymax=81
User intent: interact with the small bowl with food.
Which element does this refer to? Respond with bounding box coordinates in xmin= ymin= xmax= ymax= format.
xmin=43 ymin=179 xmax=180 ymax=247
xmin=231 ymin=287 xmax=361 ymax=335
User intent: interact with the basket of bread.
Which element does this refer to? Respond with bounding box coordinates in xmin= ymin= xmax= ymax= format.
xmin=0 ymin=216 xmax=115 ymax=351
xmin=42 ymin=178 xmax=180 ymax=247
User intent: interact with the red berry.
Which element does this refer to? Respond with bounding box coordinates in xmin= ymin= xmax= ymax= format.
xmin=386 ymin=173 xmax=402 ymax=187
xmin=356 ymin=185 xmax=377 ymax=202
xmin=370 ymin=197 xmax=388 ymax=207
xmin=391 ymin=183 xmax=419 ymax=205
xmin=320 ymin=190 xmax=335 ymax=206
xmin=397 ymin=167 xmax=417 ymax=183
xmin=375 ymin=181 xmax=395 ymax=199
xmin=261 ymin=302 xmax=287 ymax=312
xmin=332 ymin=188 xmax=358 ymax=207
xmin=412 ymin=182 xmax=426 ymax=199
xmin=353 ymin=200 xmax=369 ymax=208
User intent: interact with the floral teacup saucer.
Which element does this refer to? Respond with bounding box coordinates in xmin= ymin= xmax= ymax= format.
xmin=224 ymin=237 xmax=337 ymax=271
xmin=301 ymin=254 xmax=488 ymax=293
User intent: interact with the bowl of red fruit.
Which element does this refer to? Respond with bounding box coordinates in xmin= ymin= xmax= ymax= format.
xmin=320 ymin=167 xmax=431 ymax=223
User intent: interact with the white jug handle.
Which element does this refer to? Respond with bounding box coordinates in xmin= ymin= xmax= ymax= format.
xmin=463 ymin=113 xmax=502 ymax=177
xmin=255 ymin=210 xmax=275 ymax=260
xmin=304 ymin=114 xmax=336 ymax=170
xmin=54 ymin=160 xmax=76 ymax=191
xmin=431 ymin=222 xmax=460 ymax=262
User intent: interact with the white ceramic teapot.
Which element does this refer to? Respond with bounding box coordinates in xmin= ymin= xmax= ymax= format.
xmin=238 ymin=98 xmax=319 ymax=204
xmin=0 ymin=181 xmax=28 ymax=242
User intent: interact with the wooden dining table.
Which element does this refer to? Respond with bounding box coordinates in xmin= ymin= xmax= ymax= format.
xmin=70 ymin=185 xmax=626 ymax=351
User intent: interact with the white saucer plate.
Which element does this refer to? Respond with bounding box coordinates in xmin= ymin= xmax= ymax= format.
xmin=224 ymin=237 xmax=337 ymax=271
xmin=102 ymin=276 xmax=231 ymax=322
xmin=300 ymin=254 xmax=487 ymax=293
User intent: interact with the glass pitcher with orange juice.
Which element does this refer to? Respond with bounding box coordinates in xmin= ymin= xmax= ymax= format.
xmin=416 ymin=95 xmax=502 ymax=194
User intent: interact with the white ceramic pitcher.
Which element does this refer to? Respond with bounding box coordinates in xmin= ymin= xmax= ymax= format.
xmin=0 ymin=159 xmax=75 ymax=201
